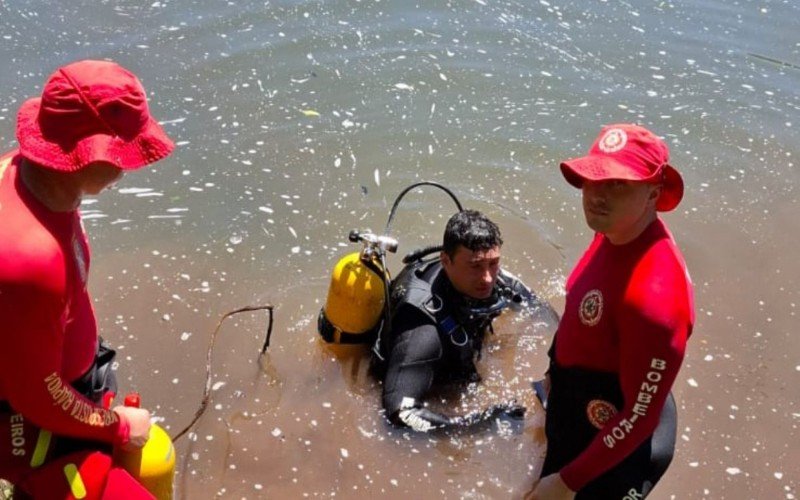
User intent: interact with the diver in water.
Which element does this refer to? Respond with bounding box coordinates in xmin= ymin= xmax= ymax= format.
xmin=375 ymin=209 xmax=555 ymax=432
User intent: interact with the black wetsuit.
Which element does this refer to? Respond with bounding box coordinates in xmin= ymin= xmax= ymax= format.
xmin=376 ymin=258 xmax=545 ymax=431
xmin=541 ymin=357 xmax=677 ymax=499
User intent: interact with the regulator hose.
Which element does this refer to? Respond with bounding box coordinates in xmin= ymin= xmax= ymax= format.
xmin=383 ymin=181 xmax=464 ymax=236
xmin=402 ymin=244 xmax=443 ymax=264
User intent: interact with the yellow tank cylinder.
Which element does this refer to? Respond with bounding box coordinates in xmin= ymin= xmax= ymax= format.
xmin=113 ymin=423 xmax=175 ymax=499
xmin=112 ymin=394 xmax=174 ymax=500
xmin=323 ymin=252 xmax=386 ymax=335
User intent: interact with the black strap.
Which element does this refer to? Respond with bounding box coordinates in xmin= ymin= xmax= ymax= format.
xmin=317 ymin=309 xmax=380 ymax=345
xmin=71 ymin=337 xmax=118 ymax=404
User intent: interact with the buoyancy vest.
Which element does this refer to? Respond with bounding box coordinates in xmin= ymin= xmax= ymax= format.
xmin=381 ymin=258 xmax=525 ymax=374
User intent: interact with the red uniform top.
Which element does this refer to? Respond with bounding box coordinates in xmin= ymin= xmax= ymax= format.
xmin=554 ymin=218 xmax=694 ymax=491
xmin=0 ymin=152 xmax=128 ymax=446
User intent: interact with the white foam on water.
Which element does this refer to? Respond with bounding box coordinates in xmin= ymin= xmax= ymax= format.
xmin=118 ymin=187 xmax=153 ymax=194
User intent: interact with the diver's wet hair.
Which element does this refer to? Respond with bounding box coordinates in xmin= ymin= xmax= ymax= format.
xmin=443 ymin=210 xmax=503 ymax=258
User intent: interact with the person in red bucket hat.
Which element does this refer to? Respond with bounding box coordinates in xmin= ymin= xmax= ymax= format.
xmin=528 ymin=124 xmax=695 ymax=499
xmin=0 ymin=60 xmax=174 ymax=499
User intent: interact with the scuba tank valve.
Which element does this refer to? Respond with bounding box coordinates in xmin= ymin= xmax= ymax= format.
xmin=348 ymin=229 xmax=398 ymax=254
xmin=112 ymin=393 xmax=176 ymax=500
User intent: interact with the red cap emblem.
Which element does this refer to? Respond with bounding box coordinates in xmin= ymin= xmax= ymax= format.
xmin=598 ymin=128 xmax=627 ymax=153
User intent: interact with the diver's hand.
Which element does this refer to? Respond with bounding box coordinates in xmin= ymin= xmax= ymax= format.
xmin=451 ymin=400 xmax=527 ymax=427
xmin=395 ymin=400 xmax=526 ymax=432
xmin=482 ymin=400 xmax=526 ymax=420
xmin=496 ymin=400 xmax=526 ymax=419
xmin=396 ymin=407 xmax=452 ymax=432
xmin=113 ymin=405 xmax=152 ymax=451
xmin=525 ymin=473 xmax=575 ymax=500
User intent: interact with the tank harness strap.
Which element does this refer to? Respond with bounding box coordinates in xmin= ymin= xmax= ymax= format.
xmin=71 ymin=338 xmax=118 ymax=405
xmin=318 ymin=310 xmax=381 ymax=344
xmin=438 ymin=315 xmax=468 ymax=347
xmin=333 ymin=329 xmax=375 ymax=344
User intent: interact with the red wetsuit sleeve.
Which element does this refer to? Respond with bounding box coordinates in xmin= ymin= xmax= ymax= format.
xmin=0 ymin=283 xmax=129 ymax=446
xmin=560 ymin=245 xmax=692 ymax=491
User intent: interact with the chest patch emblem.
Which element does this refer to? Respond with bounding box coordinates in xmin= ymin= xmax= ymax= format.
xmin=579 ymin=289 xmax=603 ymax=326
xmin=586 ymin=399 xmax=618 ymax=429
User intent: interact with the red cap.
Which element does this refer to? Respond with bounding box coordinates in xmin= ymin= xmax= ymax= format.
xmin=560 ymin=123 xmax=684 ymax=211
xmin=16 ymin=59 xmax=175 ymax=172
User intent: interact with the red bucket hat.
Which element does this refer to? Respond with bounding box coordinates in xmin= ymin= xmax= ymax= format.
xmin=560 ymin=123 xmax=684 ymax=211
xmin=16 ymin=59 xmax=175 ymax=172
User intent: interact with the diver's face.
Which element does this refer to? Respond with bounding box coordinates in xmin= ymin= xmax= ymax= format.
xmin=441 ymin=245 xmax=501 ymax=300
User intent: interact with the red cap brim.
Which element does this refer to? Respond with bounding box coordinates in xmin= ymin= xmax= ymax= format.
xmin=656 ymin=164 xmax=683 ymax=211
xmin=560 ymin=155 xmax=684 ymax=211
xmin=16 ymin=97 xmax=174 ymax=172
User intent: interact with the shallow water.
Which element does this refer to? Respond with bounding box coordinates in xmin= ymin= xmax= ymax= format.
xmin=1 ymin=0 xmax=798 ymax=498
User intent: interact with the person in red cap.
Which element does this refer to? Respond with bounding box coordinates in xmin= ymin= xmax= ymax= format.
xmin=0 ymin=60 xmax=174 ymax=498
xmin=528 ymin=124 xmax=695 ymax=499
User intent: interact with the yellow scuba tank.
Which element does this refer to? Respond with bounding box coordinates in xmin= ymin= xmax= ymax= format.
xmin=112 ymin=393 xmax=175 ymax=500
xmin=318 ymin=230 xmax=397 ymax=344
xmin=318 ymin=182 xmax=464 ymax=346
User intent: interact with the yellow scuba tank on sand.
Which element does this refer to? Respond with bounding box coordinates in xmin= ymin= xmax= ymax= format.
xmin=318 ymin=230 xmax=397 ymax=344
xmin=112 ymin=393 xmax=175 ymax=500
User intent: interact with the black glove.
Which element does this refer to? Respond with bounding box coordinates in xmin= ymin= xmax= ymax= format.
xmin=393 ymin=401 xmax=527 ymax=432
xmin=394 ymin=407 xmax=453 ymax=432
xmin=452 ymin=400 xmax=527 ymax=427
xmin=496 ymin=400 xmax=526 ymax=419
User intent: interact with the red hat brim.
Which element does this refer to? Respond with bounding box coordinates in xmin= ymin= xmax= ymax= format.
xmin=560 ymin=155 xmax=684 ymax=212
xmin=16 ymin=97 xmax=175 ymax=173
